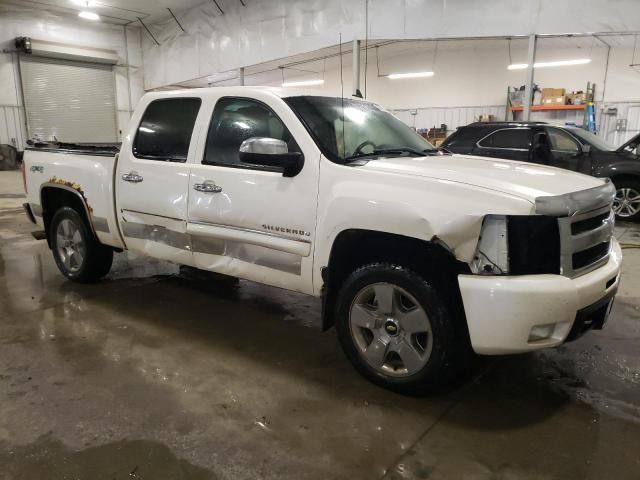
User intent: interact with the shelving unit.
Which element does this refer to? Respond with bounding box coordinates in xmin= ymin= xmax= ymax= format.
xmin=508 ymin=104 xmax=585 ymax=112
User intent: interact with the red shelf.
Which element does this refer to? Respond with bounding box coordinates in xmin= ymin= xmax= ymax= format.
xmin=509 ymin=104 xmax=586 ymax=112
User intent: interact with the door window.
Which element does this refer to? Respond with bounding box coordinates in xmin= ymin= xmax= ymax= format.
xmin=133 ymin=98 xmax=201 ymax=162
xmin=546 ymin=128 xmax=580 ymax=153
xmin=478 ymin=128 xmax=531 ymax=150
xmin=203 ymin=97 xmax=299 ymax=167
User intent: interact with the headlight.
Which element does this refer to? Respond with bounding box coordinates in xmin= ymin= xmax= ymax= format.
xmin=471 ymin=215 xmax=509 ymax=275
xmin=471 ymin=214 xmax=561 ymax=276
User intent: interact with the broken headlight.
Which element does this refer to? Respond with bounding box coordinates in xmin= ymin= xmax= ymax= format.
xmin=472 ymin=215 xmax=561 ymax=276
xmin=471 ymin=215 xmax=509 ymax=275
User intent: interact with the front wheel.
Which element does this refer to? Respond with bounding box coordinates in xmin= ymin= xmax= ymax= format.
xmin=613 ymin=179 xmax=640 ymax=221
xmin=50 ymin=206 xmax=113 ymax=283
xmin=335 ymin=263 xmax=461 ymax=395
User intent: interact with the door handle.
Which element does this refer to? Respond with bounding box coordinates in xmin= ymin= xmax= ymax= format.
xmin=122 ymin=172 xmax=143 ymax=183
xmin=194 ymin=182 xmax=222 ymax=193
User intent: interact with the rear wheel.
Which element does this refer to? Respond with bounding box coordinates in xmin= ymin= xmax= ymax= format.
xmin=335 ymin=263 xmax=461 ymax=395
xmin=613 ymin=179 xmax=640 ymax=221
xmin=50 ymin=207 xmax=113 ymax=283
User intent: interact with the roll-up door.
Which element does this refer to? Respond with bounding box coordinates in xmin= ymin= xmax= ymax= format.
xmin=19 ymin=55 xmax=117 ymax=143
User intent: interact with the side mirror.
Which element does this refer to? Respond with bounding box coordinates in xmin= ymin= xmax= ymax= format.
xmin=581 ymin=144 xmax=591 ymax=155
xmin=239 ymin=137 xmax=304 ymax=177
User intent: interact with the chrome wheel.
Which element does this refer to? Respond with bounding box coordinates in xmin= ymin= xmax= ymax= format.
xmin=349 ymin=282 xmax=433 ymax=377
xmin=56 ymin=218 xmax=86 ymax=273
xmin=613 ymin=187 xmax=640 ymax=218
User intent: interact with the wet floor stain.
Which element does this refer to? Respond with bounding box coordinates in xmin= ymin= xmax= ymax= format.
xmin=0 ymin=435 xmax=215 ymax=480
xmin=1 ymin=179 xmax=640 ymax=479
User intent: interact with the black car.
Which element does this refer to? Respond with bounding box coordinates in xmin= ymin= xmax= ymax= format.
xmin=441 ymin=121 xmax=640 ymax=220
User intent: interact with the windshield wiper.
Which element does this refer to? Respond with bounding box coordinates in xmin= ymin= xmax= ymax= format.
xmin=345 ymin=147 xmax=436 ymax=163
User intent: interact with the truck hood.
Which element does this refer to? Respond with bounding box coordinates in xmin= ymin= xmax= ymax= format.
xmin=361 ymin=153 xmax=604 ymax=204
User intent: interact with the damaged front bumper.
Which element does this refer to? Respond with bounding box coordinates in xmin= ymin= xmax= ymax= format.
xmin=458 ymin=238 xmax=622 ymax=355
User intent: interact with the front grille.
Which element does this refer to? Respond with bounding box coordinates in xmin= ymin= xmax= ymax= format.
xmin=571 ymin=211 xmax=609 ymax=235
xmin=572 ymin=241 xmax=611 ymax=270
xmin=558 ymin=206 xmax=614 ymax=278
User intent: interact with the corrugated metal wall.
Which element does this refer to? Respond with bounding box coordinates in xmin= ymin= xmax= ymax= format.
xmin=3 ymin=100 xmax=640 ymax=151
xmin=391 ymin=101 xmax=640 ymax=149
xmin=390 ymin=105 xmax=507 ymax=131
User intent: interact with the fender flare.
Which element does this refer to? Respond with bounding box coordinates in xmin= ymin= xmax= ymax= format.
xmin=39 ymin=182 xmax=98 ymax=239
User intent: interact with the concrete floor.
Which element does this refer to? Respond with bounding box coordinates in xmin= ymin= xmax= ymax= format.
xmin=1 ymin=170 xmax=639 ymax=480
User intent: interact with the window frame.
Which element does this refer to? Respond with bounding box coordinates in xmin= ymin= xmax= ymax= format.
xmin=545 ymin=126 xmax=582 ymax=154
xmin=201 ymin=96 xmax=298 ymax=173
xmin=476 ymin=127 xmax=532 ymax=152
xmin=132 ymin=97 xmax=202 ymax=163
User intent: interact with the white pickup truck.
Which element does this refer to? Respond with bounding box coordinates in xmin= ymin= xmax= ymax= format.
xmin=22 ymin=87 xmax=621 ymax=394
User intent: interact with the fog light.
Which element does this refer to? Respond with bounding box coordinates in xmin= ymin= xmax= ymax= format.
xmin=528 ymin=324 xmax=555 ymax=342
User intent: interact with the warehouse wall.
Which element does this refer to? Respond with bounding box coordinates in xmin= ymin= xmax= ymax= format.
xmin=0 ymin=4 xmax=144 ymax=150
xmin=234 ymin=40 xmax=640 ymax=142
xmin=142 ymin=0 xmax=640 ymax=90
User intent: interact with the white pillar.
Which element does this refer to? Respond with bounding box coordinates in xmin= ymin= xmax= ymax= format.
xmin=523 ymin=34 xmax=537 ymax=121
xmin=238 ymin=67 xmax=245 ymax=86
xmin=352 ymin=39 xmax=361 ymax=96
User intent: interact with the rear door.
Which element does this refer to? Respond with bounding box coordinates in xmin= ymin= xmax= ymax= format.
xmin=472 ymin=127 xmax=532 ymax=161
xmin=187 ymin=95 xmax=319 ymax=294
xmin=116 ymin=96 xmax=202 ymax=264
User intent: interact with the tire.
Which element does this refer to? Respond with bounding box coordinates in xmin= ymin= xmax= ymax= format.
xmin=50 ymin=206 xmax=113 ymax=283
xmin=335 ymin=263 xmax=462 ymax=395
xmin=612 ymin=178 xmax=640 ymax=221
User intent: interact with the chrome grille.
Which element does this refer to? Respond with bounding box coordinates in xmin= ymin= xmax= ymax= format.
xmin=557 ymin=205 xmax=614 ymax=278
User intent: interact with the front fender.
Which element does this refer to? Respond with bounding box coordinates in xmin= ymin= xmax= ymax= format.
xmin=312 ymin=163 xmax=535 ymax=295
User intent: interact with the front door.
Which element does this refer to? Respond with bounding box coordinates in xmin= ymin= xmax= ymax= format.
xmin=117 ymin=96 xmax=202 ymax=264
xmin=543 ymin=127 xmax=591 ymax=174
xmin=187 ymin=96 xmax=319 ymax=294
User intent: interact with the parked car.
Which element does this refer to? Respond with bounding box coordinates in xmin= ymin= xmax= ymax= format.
xmin=441 ymin=122 xmax=640 ymax=220
xmin=22 ymin=88 xmax=620 ymax=394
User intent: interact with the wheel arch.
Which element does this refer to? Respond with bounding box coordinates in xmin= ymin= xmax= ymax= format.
xmin=321 ymin=228 xmax=470 ymax=332
xmin=40 ymin=183 xmax=97 ymax=247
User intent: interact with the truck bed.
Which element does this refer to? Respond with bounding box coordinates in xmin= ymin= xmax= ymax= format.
xmin=23 ymin=145 xmax=124 ymax=250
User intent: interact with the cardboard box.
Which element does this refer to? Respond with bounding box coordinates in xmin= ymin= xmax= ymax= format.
xmin=478 ymin=114 xmax=496 ymax=122
xmin=566 ymin=92 xmax=586 ymax=105
xmin=541 ymin=87 xmax=566 ymax=105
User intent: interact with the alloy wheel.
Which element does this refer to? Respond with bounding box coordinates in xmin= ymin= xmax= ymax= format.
xmin=56 ymin=218 xmax=86 ymax=273
xmin=613 ymin=187 xmax=640 ymax=218
xmin=349 ymin=282 xmax=433 ymax=377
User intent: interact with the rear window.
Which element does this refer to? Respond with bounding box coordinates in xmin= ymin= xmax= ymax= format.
xmin=478 ymin=128 xmax=531 ymax=150
xmin=133 ymin=98 xmax=201 ymax=162
xmin=442 ymin=127 xmax=484 ymax=150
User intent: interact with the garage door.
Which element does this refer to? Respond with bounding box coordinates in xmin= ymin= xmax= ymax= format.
xmin=19 ymin=55 xmax=117 ymax=144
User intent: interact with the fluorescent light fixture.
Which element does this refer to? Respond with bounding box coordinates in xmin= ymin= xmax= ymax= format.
xmin=508 ymin=58 xmax=591 ymax=70
xmin=387 ymin=71 xmax=434 ymax=79
xmin=78 ymin=11 xmax=100 ymax=20
xmin=281 ymin=79 xmax=324 ymax=87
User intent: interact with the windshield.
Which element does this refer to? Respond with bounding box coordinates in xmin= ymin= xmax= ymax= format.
xmin=284 ymin=96 xmax=437 ymax=163
xmin=567 ymin=128 xmax=616 ymax=151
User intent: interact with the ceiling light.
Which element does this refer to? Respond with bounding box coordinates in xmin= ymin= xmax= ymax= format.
xmin=78 ymin=11 xmax=100 ymax=20
xmin=281 ymin=79 xmax=324 ymax=87
xmin=387 ymin=71 xmax=435 ymax=79
xmin=508 ymin=58 xmax=591 ymax=70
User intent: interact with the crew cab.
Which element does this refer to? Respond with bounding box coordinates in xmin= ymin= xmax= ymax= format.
xmin=22 ymin=88 xmax=621 ymax=394
xmin=441 ymin=122 xmax=640 ymax=220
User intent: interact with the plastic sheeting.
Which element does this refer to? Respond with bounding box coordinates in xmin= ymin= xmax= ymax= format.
xmin=142 ymin=0 xmax=640 ymax=90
